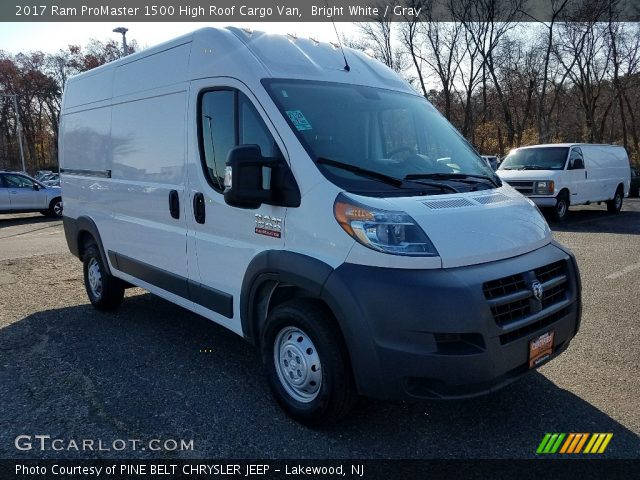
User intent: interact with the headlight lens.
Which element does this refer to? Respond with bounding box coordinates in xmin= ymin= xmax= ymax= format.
xmin=534 ymin=180 xmax=554 ymax=195
xmin=333 ymin=194 xmax=438 ymax=256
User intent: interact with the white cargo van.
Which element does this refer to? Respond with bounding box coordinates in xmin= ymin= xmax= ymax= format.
xmin=497 ymin=144 xmax=630 ymax=221
xmin=60 ymin=28 xmax=581 ymax=424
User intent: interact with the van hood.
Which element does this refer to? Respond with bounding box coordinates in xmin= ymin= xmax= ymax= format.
xmin=382 ymin=186 xmax=551 ymax=268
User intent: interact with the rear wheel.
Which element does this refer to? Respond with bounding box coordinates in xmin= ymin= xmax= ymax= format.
xmin=607 ymin=187 xmax=623 ymax=213
xmin=83 ymin=244 xmax=124 ymax=311
xmin=551 ymin=191 xmax=570 ymax=222
xmin=261 ymin=299 xmax=357 ymax=426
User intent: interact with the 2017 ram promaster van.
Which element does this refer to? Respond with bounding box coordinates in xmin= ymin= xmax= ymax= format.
xmin=60 ymin=28 xmax=581 ymax=424
xmin=497 ymin=144 xmax=631 ymax=221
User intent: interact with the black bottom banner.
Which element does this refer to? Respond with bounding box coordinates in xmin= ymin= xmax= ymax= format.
xmin=1 ymin=459 xmax=638 ymax=480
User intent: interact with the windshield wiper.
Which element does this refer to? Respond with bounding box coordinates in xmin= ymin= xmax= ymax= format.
xmin=316 ymin=157 xmax=404 ymax=188
xmin=404 ymin=172 xmax=500 ymax=188
xmin=520 ymin=166 xmax=547 ymax=170
xmin=316 ymin=158 xmax=461 ymax=193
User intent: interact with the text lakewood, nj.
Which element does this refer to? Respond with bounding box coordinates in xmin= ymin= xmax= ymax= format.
xmin=15 ymin=4 xmax=423 ymax=20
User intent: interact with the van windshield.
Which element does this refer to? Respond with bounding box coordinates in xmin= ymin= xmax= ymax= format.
xmin=499 ymin=147 xmax=568 ymax=171
xmin=263 ymin=79 xmax=499 ymax=195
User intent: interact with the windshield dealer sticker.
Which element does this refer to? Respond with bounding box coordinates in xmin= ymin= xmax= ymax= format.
xmin=286 ymin=110 xmax=312 ymax=131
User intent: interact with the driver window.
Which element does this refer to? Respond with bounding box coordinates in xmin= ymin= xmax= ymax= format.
xmin=568 ymin=148 xmax=584 ymax=169
xmin=5 ymin=174 xmax=34 ymax=188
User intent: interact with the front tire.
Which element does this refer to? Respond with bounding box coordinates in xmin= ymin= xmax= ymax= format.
xmin=607 ymin=187 xmax=623 ymax=213
xmin=551 ymin=191 xmax=570 ymax=222
xmin=83 ymin=244 xmax=124 ymax=311
xmin=261 ymin=299 xmax=357 ymax=426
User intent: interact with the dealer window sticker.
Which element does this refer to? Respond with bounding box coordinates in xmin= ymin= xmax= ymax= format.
xmin=286 ymin=110 xmax=312 ymax=131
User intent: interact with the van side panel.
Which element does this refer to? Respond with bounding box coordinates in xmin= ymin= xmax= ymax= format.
xmin=102 ymin=89 xmax=188 ymax=279
xmin=582 ymin=145 xmax=630 ymax=200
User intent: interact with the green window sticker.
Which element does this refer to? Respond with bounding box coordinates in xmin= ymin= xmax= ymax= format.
xmin=286 ymin=110 xmax=312 ymax=131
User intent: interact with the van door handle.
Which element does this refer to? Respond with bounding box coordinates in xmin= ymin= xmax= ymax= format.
xmin=169 ymin=190 xmax=180 ymax=219
xmin=193 ymin=192 xmax=205 ymax=224
xmin=585 ymin=171 xmax=588 ymax=179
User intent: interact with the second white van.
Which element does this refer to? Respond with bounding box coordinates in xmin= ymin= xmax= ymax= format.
xmin=497 ymin=143 xmax=631 ymax=221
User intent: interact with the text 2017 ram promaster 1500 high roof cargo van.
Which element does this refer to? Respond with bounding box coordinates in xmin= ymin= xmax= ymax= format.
xmin=60 ymin=27 xmax=581 ymax=424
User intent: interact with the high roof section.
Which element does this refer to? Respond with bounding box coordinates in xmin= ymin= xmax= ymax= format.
xmin=63 ymin=27 xmax=416 ymax=110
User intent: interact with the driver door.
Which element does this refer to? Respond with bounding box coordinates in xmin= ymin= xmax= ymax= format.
xmin=3 ymin=174 xmax=45 ymax=210
xmin=565 ymin=147 xmax=586 ymax=204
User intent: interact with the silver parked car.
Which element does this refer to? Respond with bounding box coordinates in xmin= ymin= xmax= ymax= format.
xmin=0 ymin=171 xmax=63 ymax=217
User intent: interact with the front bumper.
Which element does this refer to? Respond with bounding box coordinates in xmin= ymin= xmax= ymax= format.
xmin=530 ymin=196 xmax=558 ymax=208
xmin=322 ymin=242 xmax=581 ymax=400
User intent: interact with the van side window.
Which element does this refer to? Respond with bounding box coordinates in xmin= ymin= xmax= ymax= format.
xmin=201 ymin=90 xmax=235 ymax=190
xmin=568 ymin=148 xmax=584 ymax=169
xmin=200 ymin=89 xmax=281 ymax=192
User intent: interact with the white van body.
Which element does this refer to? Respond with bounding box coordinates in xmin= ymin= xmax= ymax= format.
xmin=497 ymin=144 xmax=630 ymax=220
xmin=60 ymin=28 xmax=581 ymax=423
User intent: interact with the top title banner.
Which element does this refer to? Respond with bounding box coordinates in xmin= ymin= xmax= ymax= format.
xmin=2 ymin=0 xmax=640 ymax=22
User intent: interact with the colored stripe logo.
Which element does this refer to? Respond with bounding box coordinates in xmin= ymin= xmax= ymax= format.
xmin=537 ymin=433 xmax=613 ymax=454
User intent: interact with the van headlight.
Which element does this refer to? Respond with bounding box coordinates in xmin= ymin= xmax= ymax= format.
xmin=534 ymin=180 xmax=554 ymax=195
xmin=333 ymin=193 xmax=438 ymax=256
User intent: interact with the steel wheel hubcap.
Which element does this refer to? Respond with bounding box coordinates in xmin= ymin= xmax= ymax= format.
xmin=274 ymin=326 xmax=322 ymax=403
xmin=557 ymin=200 xmax=566 ymax=217
xmin=87 ymin=258 xmax=103 ymax=298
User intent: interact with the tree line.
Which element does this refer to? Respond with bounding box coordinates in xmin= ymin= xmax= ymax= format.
xmin=349 ymin=0 xmax=640 ymax=164
xmin=1 ymin=0 xmax=639 ymax=173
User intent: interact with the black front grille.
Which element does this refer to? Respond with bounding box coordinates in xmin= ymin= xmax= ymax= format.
xmin=483 ymin=274 xmax=527 ymax=299
xmin=506 ymin=181 xmax=534 ymax=194
xmin=483 ymin=260 xmax=570 ymax=331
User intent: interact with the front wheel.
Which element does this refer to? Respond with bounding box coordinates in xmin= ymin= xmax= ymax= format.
xmin=261 ymin=299 xmax=357 ymax=426
xmin=607 ymin=187 xmax=623 ymax=213
xmin=551 ymin=191 xmax=570 ymax=222
xmin=83 ymin=244 xmax=124 ymax=311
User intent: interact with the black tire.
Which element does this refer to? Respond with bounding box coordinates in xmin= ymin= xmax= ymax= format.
xmin=48 ymin=197 xmax=63 ymax=218
xmin=607 ymin=187 xmax=623 ymax=213
xmin=551 ymin=191 xmax=570 ymax=222
xmin=261 ymin=299 xmax=357 ymax=426
xmin=82 ymin=244 xmax=124 ymax=311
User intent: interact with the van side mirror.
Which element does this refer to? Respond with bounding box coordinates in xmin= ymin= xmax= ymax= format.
xmin=33 ymin=183 xmax=40 ymax=191
xmin=224 ymin=145 xmax=300 ymax=209
xmin=570 ymin=158 xmax=584 ymax=170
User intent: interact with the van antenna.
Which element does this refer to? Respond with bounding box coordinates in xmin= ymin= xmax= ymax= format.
xmin=325 ymin=0 xmax=350 ymax=72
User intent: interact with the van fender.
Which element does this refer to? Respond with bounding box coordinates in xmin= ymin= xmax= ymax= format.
xmin=63 ymin=215 xmax=112 ymax=274
xmin=241 ymin=250 xmax=385 ymax=396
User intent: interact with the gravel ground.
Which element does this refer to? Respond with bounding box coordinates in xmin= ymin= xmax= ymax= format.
xmin=1 ymin=201 xmax=639 ymax=460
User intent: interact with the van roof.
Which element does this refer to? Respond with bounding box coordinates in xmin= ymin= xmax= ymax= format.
xmin=65 ymin=27 xmax=413 ymax=95
xmin=515 ymin=143 xmax=624 ymax=149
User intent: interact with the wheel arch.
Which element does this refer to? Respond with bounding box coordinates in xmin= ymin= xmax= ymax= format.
xmin=63 ymin=215 xmax=112 ymax=275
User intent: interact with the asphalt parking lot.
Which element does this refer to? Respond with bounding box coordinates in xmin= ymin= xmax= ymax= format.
xmin=1 ymin=200 xmax=639 ymax=460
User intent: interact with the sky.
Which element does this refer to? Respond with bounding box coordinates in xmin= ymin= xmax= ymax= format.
xmin=0 ymin=22 xmax=357 ymax=54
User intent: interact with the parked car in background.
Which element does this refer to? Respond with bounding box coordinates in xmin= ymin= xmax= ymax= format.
xmin=41 ymin=173 xmax=60 ymax=187
xmin=631 ymin=166 xmax=639 ymax=197
xmin=498 ymin=144 xmax=630 ymax=221
xmin=35 ymin=170 xmax=54 ymax=181
xmin=0 ymin=170 xmax=63 ymax=217
xmin=481 ymin=155 xmax=499 ymax=170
